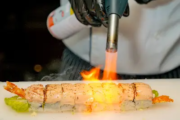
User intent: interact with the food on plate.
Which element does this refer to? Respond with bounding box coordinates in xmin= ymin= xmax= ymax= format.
xmin=44 ymin=84 xmax=62 ymax=112
xmin=134 ymin=83 xmax=153 ymax=110
xmin=119 ymin=83 xmax=136 ymax=111
xmin=25 ymin=84 xmax=44 ymax=112
xmin=3 ymin=81 xmax=174 ymax=113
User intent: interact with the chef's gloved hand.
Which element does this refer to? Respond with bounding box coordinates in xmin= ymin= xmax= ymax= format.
xmin=69 ymin=0 xmax=129 ymax=27
xmin=69 ymin=0 xmax=153 ymax=28
xmin=135 ymin=0 xmax=153 ymax=4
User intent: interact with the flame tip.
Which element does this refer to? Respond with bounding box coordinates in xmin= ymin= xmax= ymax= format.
xmin=81 ymin=52 xmax=118 ymax=81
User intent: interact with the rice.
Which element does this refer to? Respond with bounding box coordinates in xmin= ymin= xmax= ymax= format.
xmin=135 ymin=100 xmax=152 ymax=110
xmin=44 ymin=102 xmax=61 ymax=112
xmin=74 ymin=104 xmax=91 ymax=112
xmin=105 ymin=103 xmax=121 ymax=111
xmin=120 ymin=101 xmax=135 ymax=111
xmin=29 ymin=102 xmax=43 ymax=112
xmin=91 ymin=102 xmax=106 ymax=112
xmin=60 ymin=104 xmax=74 ymax=112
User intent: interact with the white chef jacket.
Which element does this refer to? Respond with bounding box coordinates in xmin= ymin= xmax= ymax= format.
xmin=48 ymin=0 xmax=180 ymax=75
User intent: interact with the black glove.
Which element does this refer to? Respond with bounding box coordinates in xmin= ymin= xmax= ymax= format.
xmin=69 ymin=0 xmax=130 ymax=27
xmin=135 ymin=0 xmax=153 ymax=4
xmin=69 ymin=0 xmax=152 ymax=27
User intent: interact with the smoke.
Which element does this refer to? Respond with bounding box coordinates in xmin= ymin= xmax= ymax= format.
xmin=40 ymin=66 xmax=83 ymax=81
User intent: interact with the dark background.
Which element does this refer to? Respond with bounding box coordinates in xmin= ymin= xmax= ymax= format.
xmin=0 ymin=0 xmax=65 ymax=82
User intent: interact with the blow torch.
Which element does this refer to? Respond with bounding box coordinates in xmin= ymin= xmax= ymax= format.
xmin=105 ymin=0 xmax=128 ymax=53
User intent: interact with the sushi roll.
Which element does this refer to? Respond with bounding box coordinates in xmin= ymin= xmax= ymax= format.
xmin=25 ymin=84 xmax=44 ymax=112
xmin=44 ymin=84 xmax=62 ymax=112
xmin=60 ymin=83 xmax=75 ymax=112
xmin=74 ymin=83 xmax=93 ymax=112
xmin=89 ymin=83 xmax=106 ymax=112
xmin=3 ymin=81 xmax=174 ymax=113
xmin=134 ymin=83 xmax=153 ymax=110
xmin=119 ymin=83 xmax=136 ymax=111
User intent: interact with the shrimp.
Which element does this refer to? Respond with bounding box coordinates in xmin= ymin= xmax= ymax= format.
xmin=152 ymin=95 xmax=174 ymax=104
xmin=4 ymin=81 xmax=25 ymax=98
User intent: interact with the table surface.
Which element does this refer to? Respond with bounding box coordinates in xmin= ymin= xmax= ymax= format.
xmin=0 ymin=79 xmax=180 ymax=120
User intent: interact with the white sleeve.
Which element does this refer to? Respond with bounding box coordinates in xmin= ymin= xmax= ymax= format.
xmin=46 ymin=1 xmax=89 ymax=40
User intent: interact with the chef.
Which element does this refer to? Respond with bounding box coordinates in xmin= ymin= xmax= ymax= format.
xmin=47 ymin=0 xmax=180 ymax=80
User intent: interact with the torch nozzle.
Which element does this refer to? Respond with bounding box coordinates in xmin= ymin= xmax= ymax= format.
xmin=106 ymin=14 xmax=120 ymax=53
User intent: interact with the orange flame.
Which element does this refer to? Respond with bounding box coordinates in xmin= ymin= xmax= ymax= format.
xmin=81 ymin=52 xmax=118 ymax=81
xmin=80 ymin=67 xmax=101 ymax=81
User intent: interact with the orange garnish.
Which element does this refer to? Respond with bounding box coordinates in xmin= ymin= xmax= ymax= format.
xmin=152 ymin=95 xmax=174 ymax=104
xmin=4 ymin=81 xmax=25 ymax=98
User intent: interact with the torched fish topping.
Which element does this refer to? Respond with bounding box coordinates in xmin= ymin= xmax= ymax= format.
xmin=4 ymin=81 xmax=174 ymax=105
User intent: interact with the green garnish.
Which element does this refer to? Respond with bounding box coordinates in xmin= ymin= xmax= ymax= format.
xmin=4 ymin=96 xmax=30 ymax=112
xmin=42 ymin=102 xmax=45 ymax=109
xmin=152 ymin=90 xmax=159 ymax=98
xmin=72 ymin=110 xmax=75 ymax=115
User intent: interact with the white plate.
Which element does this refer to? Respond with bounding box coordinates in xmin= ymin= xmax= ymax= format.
xmin=0 ymin=79 xmax=179 ymax=120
